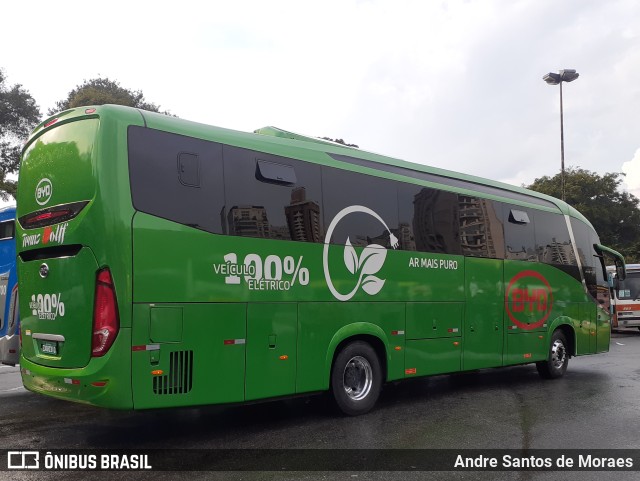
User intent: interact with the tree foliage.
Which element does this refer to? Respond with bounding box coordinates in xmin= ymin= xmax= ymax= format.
xmin=320 ymin=137 xmax=359 ymax=148
xmin=49 ymin=77 xmax=169 ymax=115
xmin=527 ymin=167 xmax=640 ymax=262
xmin=0 ymin=69 xmax=40 ymax=200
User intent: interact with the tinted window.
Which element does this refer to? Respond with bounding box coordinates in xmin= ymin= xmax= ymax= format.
xmin=570 ymin=218 xmax=599 ymax=298
xmin=398 ymin=184 xmax=460 ymax=254
xmin=534 ymin=211 xmax=575 ymax=265
xmin=328 ymin=153 xmax=558 ymax=209
xmin=0 ymin=220 xmax=15 ymax=240
xmin=504 ymin=205 xmax=536 ymax=261
xmin=322 ymin=167 xmax=398 ymax=248
xmin=128 ymin=127 xmax=225 ymax=233
xmin=458 ymin=196 xmax=504 ymax=258
xmin=222 ymin=146 xmax=323 ymax=242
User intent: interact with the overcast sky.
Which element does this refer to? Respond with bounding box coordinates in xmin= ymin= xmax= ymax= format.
xmin=3 ymin=0 xmax=640 ymax=200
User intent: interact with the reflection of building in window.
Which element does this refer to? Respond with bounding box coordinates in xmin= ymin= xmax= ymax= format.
xmin=284 ymin=187 xmax=322 ymax=243
xmin=225 ymin=205 xmax=271 ymax=238
xmin=413 ymin=189 xmax=458 ymax=253
xmin=458 ymin=196 xmax=504 ymax=257
xmin=538 ymin=239 xmax=576 ymax=265
xmin=395 ymin=222 xmax=416 ymax=251
xmin=270 ymin=225 xmax=291 ymax=241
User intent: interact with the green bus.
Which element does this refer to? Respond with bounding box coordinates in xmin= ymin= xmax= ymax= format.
xmin=17 ymin=105 xmax=625 ymax=415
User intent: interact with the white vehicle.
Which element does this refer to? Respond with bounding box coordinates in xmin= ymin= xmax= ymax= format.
xmin=609 ymin=263 xmax=640 ymax=330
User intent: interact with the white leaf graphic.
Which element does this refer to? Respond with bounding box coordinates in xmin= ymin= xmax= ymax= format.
xmin=344 ymin=237 xmax=358 ymax=275
xmin=361 ymin=275 xmax=385 ymax=295
xmin=358 ymin=244 xmax=387 ymax=275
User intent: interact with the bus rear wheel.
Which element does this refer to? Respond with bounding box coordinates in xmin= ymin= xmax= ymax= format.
xmin=331 ymin=341 xmax=382 ymax=416
xmin=536 ymin=330 xmax=569 ymax=379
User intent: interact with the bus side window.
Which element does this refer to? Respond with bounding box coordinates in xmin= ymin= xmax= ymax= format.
xmin=321 ymin=166 xmax=399 ymax=248
xmin=457 ymin=196 xmax=504 ymax=259
xmin=533 ymin=210 xmax=576 ymax=266
xmin=504 ymin=205 xmax=536 ymax=261
xmin=397 ymin=184 xmax=461 ymax=255
xmin=570 ymin=218 xmax=598 ymax=299
xmin=128 ymin=127 xmax=226 ymax=234
xmin=222 ymin=146 xmax=323 ymax=242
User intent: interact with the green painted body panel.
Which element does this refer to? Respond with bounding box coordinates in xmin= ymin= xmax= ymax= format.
xmin=19 ymin=247 xmax=98 ymax=368
xmin=406 ymin=303 xmax=463 ymax=339
xmin=15 ymin=105 xmax=614 ymax=410
xmin=405 ymin=339 xmax=461 ymax=376
xmin=463 ymin=257 xmax=504 ymax=370
xmin=297 ymin=303 xmax=403 ymax=391
xmin=131 ymin=303 xmax=246 ymax=409
xmin=246 ymin=303 xmax=297 ymax=400
xmin=596 ymin=305 xmax=611 ymax=352
xmin=150 ymin=307 xmax=183 ymax=343
xmin=21 ymin=329 xmax=133 ymax=409
xmin=504 ymin=332 xmax=547 ymax=364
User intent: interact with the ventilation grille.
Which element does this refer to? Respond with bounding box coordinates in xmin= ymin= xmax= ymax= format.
xmin=153 ymin=350 xmax=193 ymax=395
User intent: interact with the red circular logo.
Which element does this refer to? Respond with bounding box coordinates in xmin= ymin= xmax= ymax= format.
xmin=505 ymin=270 xmax=553 ymax=330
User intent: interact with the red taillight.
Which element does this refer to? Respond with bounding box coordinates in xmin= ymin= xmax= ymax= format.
xmin=24 ymin=210 xmax=72 ymax=226
xmin=92 ymin=268 xmax=120 ymax=357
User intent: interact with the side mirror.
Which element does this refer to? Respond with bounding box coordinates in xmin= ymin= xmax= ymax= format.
xmin=595 ymin=244 xmax=626 ymax=281
xmin=616 ymin=260 xmax=626 ymax=281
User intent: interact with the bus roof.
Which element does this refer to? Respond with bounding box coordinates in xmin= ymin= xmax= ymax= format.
xmin=27 ymin=104 xmax=592 ymax=226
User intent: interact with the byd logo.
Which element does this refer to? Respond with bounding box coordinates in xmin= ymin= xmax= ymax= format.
xmin=505 ymin=270 xmax=553 ymax=330
xmin=35 ymin=178 xmax=52 ymax=206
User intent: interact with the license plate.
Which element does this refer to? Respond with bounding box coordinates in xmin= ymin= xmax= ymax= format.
xmin=40 ymin=341 xmax=58 ymax=356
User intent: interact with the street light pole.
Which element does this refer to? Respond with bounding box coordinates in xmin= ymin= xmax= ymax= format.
xmin=543 ymin=69 xmax=579 ymax=202
xmin=559 ymin=80 xmax=564 ymax=201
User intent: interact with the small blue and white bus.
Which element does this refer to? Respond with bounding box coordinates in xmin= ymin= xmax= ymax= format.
xmin=0 ymin=206 xmax=19 ymax=366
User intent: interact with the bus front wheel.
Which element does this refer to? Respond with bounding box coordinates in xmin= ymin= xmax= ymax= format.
xmin=536 ymin=330 xmax=569 ymax=379
xmin=331 ymin=341 xmax=382 ymax=416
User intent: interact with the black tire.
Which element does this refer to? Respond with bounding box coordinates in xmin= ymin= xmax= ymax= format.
xmin=536 ymin=330 xmax=569 ymax=379
xmin=330 ymin=341 xmax=382 ymax=416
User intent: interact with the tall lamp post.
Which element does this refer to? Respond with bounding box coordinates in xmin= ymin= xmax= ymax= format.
xmin=543 ymin=69 xmax=579 ymax=201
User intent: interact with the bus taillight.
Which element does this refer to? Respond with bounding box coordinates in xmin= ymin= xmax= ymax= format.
xmin=92 ymin=268 xmax=120 ymax=357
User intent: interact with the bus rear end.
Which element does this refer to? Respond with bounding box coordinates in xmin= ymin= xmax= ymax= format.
xmin=17 ymin=107 xmax=138 ymax=408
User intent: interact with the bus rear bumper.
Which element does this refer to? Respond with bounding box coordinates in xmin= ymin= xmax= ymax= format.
xmin=20 ymin=333 xmax=133 ymax=409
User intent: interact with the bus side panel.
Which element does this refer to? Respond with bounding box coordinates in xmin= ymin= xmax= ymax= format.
xmin=296 ymin=302 xmax=403 ymax=393
xmin=576 ymin=303 xmax=596 ymax=355
xmin=246 ymin=303 xmax=297 ymax=401
xmin=131 ymin=303 xmax=246 ymax=409
xmin=463 ymin=257 xmax=504 ymax=370
xmin=596 ymin=305 xmax=611 ymax=353
xmin=503 ymin=260 xmax=589 ymax=362
xmin=405 ymin=338 xmax=461 ymax=376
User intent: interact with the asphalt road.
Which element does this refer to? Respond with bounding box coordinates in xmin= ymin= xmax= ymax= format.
xmin=1 ymin=330 xmax=640 ymax=481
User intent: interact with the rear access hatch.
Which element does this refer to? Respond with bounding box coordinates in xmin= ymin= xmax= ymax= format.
xmin=19 ymin=247 xmax=99 ymax=368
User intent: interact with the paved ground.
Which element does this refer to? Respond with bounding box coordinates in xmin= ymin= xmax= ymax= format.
xmin=1 ymin=330 xmax=639 ymax=480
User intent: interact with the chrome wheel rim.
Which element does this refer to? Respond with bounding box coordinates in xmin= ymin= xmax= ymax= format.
xmin=343 ymin=356 xmax=373 ymax=401
xmin=550 ymin=339 xmax=566 ymax=369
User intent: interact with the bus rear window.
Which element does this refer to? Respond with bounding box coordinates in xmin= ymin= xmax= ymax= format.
xmin=18 ymin=119 xmax=99 ymax=217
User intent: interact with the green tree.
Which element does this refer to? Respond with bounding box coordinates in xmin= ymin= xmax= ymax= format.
xmin=49 ymin=77 xmax=170 ymax=115
xmin=0 ymin=69 xmax=41 ymax=200
xmin=321 ymin=137 xmax=359 ymax=148
xmin=527 ymin=167 xmax=640 ymax=262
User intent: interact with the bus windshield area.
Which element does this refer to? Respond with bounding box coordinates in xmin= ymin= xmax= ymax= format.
xmin=617 ymin=273 xmax=640 ymax=300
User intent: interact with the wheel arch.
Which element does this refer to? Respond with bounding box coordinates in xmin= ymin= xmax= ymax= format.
xmin=548 ymin=318 xmax=576 ymax=356
xmin=325 ymin=322 xmax=389 ymax=390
